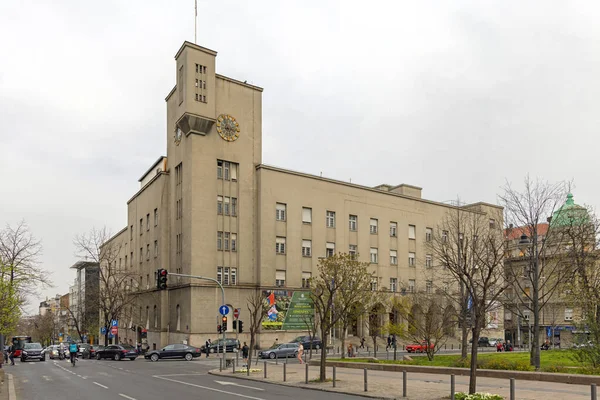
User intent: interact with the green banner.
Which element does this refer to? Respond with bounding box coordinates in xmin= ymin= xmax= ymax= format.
xmin=282 ymin=291 xmax=314 ymax=330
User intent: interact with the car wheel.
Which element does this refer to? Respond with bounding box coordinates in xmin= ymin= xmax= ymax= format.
xmin=129 ymin=358 xmax=136 ymax=361
xmin=269 ymin=353 xmax=276 ymax=359
xmin=114 ymin=353 xmax=121 ymax=361
xmin=209 ymin=348 xmax=215 ymax=354
xmin=150 ymin=354 xmax=159 ymax=362
xmin=41 ymin=357 xmax=46 ymax=362
xmin=96 ymin=354 xmax=101 ymax=360
xmin=315 ymin=344 xmax=320 ymax=350
xmin=21 ymin=358 xmax=25 ymax=363
xmin=185 ymin=353 xmax=193 ymax=361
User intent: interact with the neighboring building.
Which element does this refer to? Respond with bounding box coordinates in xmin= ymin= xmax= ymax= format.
xmin=70 ymin=261 xmax=100 ymax=344
xmin=102 ymin=41 xmax=502 ymax=349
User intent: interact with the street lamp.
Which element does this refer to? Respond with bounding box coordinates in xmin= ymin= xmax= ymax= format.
xmin=517 ymin=233 xmax=541 ymax=368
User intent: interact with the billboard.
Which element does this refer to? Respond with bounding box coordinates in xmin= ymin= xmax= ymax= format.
xmin=262 ymin=290 xmax=314 ymax=331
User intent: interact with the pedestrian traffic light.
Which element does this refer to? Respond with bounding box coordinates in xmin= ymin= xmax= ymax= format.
xmin=238 ymin=320 xmax=244 ymax=333
xmin=233 ymin=320 xmax=237 ymax=330
xmin=157 ymin=269 xmax=168 ymax=290
xmin=221 ymin=316 xmax=227 ymax=332
xmin=217 ymin=325 xmax=222 ymax=334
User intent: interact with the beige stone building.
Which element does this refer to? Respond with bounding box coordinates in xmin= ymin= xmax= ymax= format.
xmin=102 ymin=41 xmax=503 ymax=350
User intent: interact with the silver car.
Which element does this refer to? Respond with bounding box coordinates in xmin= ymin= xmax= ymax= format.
xmin=258 ymin=343 xmax=299 ymax=359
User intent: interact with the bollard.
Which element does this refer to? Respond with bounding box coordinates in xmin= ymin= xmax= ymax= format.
xmin=364 ymin=368 xmax=368 ymax=392
xmin=592 ymin=383 xmax=597 ymax=400
xmin=333 ymin=366 xmax=336 ymax=388
xmin=387 ymin=350 xmax=389 ymax=360
xmin=247 ymin=361 xmax=250 ymax=377
xmin=283 ymin=363 xmax=287 ymax=382
xmin=403 ymin=370 xmax=407 ymax=397
xmin=403 ymin=344 xmax=405 ymax=351
xmin=264 ymin=361 xmax=267 ymax=379
xmin=220 ymin=358 xmax=223 ymax=371
xmin=451 ymin=344 xmax=454 ymax=350
xmin=510 ymin=378 xmax=515 ymax=400
xmin=305 ymin=363 xmax=308 ymax=384
xmin=285 ymin=355 xmax=288 ymax=364
xmin=451 ymin=374 xmax=455 ymax=400
xmin=232 ymin=358 xmax=235 ymax=374
xmin=276 ymin=353 xmax=278 ymax=365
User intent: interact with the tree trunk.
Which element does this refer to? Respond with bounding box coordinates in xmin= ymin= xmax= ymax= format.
xmin=248 ymin=333 xmax=255 ymax=369
xmin=469 ymin=328 xmax=480 ymax=394
xmin=319 ymin=326 xmax=328 ymax=381
xmin=341 ymin=324 xmax=347 ymax=359
xmin=372 ymin=336 xmax=377 ymax=358
xmin=531 ymin=279 xmax=541 ymax=370
xmin=461 ymin=322 xmax=469 ymax=359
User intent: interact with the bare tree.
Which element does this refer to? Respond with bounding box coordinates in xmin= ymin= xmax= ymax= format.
xmin=428 ymin=205 xmax=508 ymax=394
xmin=500 ymin=177 xmax=568 ymax=370
xmin=74 ymin=227 xmax=140 ymax=345
xmin=310 ymin=253 xmax=378 ymax=381
xmin=246 ymin=289 xmax=268 ymax=369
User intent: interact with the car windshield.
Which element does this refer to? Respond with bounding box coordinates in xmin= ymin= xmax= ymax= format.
xmin=24 ymin=343 xmax=42 ymax=350
xmin=121 ymin=345 xmax=136 ymax=350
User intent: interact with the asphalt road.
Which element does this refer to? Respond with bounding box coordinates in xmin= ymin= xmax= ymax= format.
xmin=6 ymin=355 xmax=367 ymax=400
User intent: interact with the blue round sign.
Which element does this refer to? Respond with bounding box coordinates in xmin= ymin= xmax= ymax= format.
xmin=219 ymin=305 xmax=230 ymax=316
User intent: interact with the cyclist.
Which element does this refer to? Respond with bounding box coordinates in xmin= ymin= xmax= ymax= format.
xmin=68 ymin=343 xmax=79 ymax=366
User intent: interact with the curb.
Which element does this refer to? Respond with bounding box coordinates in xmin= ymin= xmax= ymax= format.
xmin=208 ymin=369 xmax=422 ymax=400
xmin=7 ymin=375 xmax=15 ymax=400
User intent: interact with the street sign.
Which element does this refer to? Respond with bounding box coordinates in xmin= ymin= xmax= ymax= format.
xmin=111 ymin=320 xmax=118 ymax=327
xmin=100 ymin=327 xmax=107 ymax=335
xmin=219 ymin=305 xmax=230 ymax=316
xmin=58 ymin=332 xmax=63 ymax=337
xmin=111 ymin=326 xmax=118 ymax=335
xmin=233 ymin=308 xmax=240 ymax=319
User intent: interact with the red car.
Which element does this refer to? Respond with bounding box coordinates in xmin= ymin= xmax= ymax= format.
xmin=405 ymin=341 xmax=435 ymax=353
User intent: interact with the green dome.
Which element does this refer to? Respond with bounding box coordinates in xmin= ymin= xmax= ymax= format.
xmin=550 ymin=193 xmax=589 ymax=228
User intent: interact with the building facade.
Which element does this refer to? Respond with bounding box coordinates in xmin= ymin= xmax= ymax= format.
xmin=103 ymin=41 xmax=503 ymax=349
xmin=69 ymin=261 xmax=100 ymax=343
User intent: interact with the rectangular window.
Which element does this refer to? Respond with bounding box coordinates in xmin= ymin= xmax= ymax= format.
xmin=524 ymin=311 xmax=530 ymax=321
xmin=130 ymin=252 xmax=133 ymax=267
xmin=125 ymin=255 xmax=128 ymax=268
xmin=565 ymin=308 xmax=573 ymax=321
xmin=426 ymin=254 xmax=432 ymax=268
xmin=370 ymin=218 xmax=378 ymax=234
xmin=154 ymin=240 xmax=158 ymax=257
xmin=217 ymin=160 xmax=223 ymax=179
xmin=231 ymin=197 xmax=237 ymax=216
xmin=154 ymin=208 xmax=158 ymax=226
xmin=139 ymin=247 xmax=143 ymax=264
xmin=224 ymin=197 xmax=230 ymax=216
xmin=175 ymin=163 xmax=183 ymax=185
xmin=224 ymin=232 xmax=230 ymax=251
xmin=370 ymin=278 xmax=378 ymax=291
xmin=130 ymin=225 xmax=133 ymax=241
xmin=217 ymin=267 xmax=222 ymax=284
xmin=326 ymin=242 xmax=335 ymax=257
xmin=409 ymin=252 xmax=416 ymax=267
xmin=442 ymin=230 xmax=448 ymax=243
xmin=223 ymin=267 xmax=230 ymax=286
xmin=390 ymin=250 xmax=397 ymax=265
xmin=217 ymin=196 xmax=223 ymax=214
xmin=224 ymin=162 xmax=230 ymax=180
xmin=426 ymin=227 xmax=433 ymax=242
xmin=178 ymin=65 xmax=184 ymax=104
xmin=276 ymin=270 xmax=286 ymax=287
xmin=349 ymin=215 xmax=357 ymax=231
xmin=426 ymin=280 xmax=433 ymax=294
xmin=231 ymin=234 xmax=237 ymax=252
xmin=408 ymin=279 xmax=415 ymax=293
xmin=302 ymin=240 xmax=312 ymax=257
xmin=302 ymin=207 xmax=312 ymax=224
xmin=349 ymin=244 xmax=357 ymax=259
xmin=276 ymin=203 xmax=286 ymax=221
xmin=390 ymin=222 xmax=397 ymax=237
xmin=505 ymin=310 xmax=512 ymax=321
xmin=231 ymin=164 xmax=237 ymax=181
xmin=146 ymin=244 xmax=150 ymax=261
xmin=146 ymin=214 xmax=150 ymax=231
xmin=302 ymin=272 xmax=311 ymax=288
xmin=524 ymin=287 xmax=531 ymax=297
xmin=231 ymin=268 xmax=237 ymax=285
xmin=326 ymin=211 xmax=336 ymax=228
xmin=389 ymin=278 xmax=397 ymax=293
xmin=139 ymin=218 xmax=143 ymax=235
xmin=408 ymin=225 xmax=416 ymax=239
xmin=370 ymin=247 xmax=378 ymax=264
xmin=276 ymin=237 xmax=286 ymax=254
xmin=489 ymin=219 xmax=496 ymax=229
xmin=217 ymin=231 xmax=223 ymax=250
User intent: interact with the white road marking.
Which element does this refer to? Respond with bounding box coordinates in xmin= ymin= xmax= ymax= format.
xmin=42 ymin=376 xmax=52 ymax=382
xmin=153 ymin=376 xmax=265 ymax=400
xmin=153 ymin=373 xmax=205 ymax=377
xmin=215 ymin=381 xmax=264 ymax=391
xmin=93 ymin=382 xmax=109 ymax=389
xmin=119 ymin=394 xmax=137 ymax=400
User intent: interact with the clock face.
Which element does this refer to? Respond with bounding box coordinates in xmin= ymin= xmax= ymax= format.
xmin=216 ymin=114 xmax=240 ymax=142
xmin=174 ymin=127 xmax=183 ymax=145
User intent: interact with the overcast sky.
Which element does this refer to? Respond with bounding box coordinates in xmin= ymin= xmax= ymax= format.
xmin=1 ymin=1 xmax=599 ymax=312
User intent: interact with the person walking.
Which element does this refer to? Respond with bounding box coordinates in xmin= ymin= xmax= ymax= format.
xmin=242 ymin=342 xmax=249 ymax=368
xmin=347 ymin=343 xmax=353 ymax=358
xmin=8 ymin=345 xmax=15 ymax=366
xmin=297 ymin=343 xmax=304 ymax=364
xmin=386 ymin=335 xmax=392 ymax=351
xmin=360 ymin=337 xmax=365 ymax=349
xmin=205 ymin=339 xmax=210 ymax=358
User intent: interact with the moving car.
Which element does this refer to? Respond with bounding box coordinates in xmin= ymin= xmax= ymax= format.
xmin=258 ymin=343 xmax=300 ymax=359
xmin=21 ymin=343 xmax=45 ymax=362
xmin=201 ymin=338 xmax=240 ymax=353
xmin=95 ymin=345 xmax=138 ymax=361
xmin=144 ymin=344 xmax=202 ymax=362
xmin=290 ymin=335 xmax=322 ymax=350
xmin=43 ymin=345 xmax=62 ymax=359
xmin=405 ymin=341 xmax=435 ymax=353
xmin=78 ymin=343 xmax=93 ymax=359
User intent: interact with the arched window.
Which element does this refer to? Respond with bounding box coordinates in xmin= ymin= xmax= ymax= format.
xmin=145 ymin=306 xmax=149 ymax=329
xmin=154 ymin=305 xmax=158 ymax=328
xmin=176 ymin=304 xmax=181 ymax=331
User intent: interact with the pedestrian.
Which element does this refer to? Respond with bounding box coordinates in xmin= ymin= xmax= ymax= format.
xmin=360 ymin=337 xmax=365 ymax=349
xmin=8 ymin=345 xmax=15 ymax=366
xmin=386 ymin=335 xmax=391 ymax=350
xmin=272 ymin=338 xmax=279 ymax=348
xmin=205 ymin=339 xmax=210 ymax=358
xmin=297 ymin=343 xmax=304 ymax=364
xmin=496 ymin=341 xmax=503 ymax=352
xmin=347 ymin=343 xmax=353 ymax=358
xmin=242 ymin=342 xmax=249 ymax=368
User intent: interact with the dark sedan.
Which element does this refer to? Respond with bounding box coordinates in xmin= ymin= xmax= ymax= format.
xmin=290 ymin=335 xmax=322 ymax=350
xmin=21 ymin=343 xmax=45 ymax=362
xmin=145 ymin=344 xmax=202 ymax=362
xmin=95 ymin=345 xmax=138 ymax=361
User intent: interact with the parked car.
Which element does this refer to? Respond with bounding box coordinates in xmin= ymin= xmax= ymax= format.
xmin=145 ymin=344 xmax=203 ymax=362
xmin=258 ymin=343 xmax=300 ymax=359
xmin=405 ymin=341 xmax=435 ymax=353
xmin=43 ymin=345 xmax=60 ymax=359
xmin=200 ymin=338 xmax=240 ymax=353
xmin=290 ymin=335 xmax=322 ymax=350
xmin=21 ymin=343 xmax=45 ymax=362
xmin=95 ymin=345 xmax=138 ymax=361
xmin=488 ymin=338 xmax=503 ymax=347
xmin=91 ymin=345 xmax=104 ymax=358
xmin=471 ymin=337 xmax=491 ymax=347
xmin=78 ymin=343 xmax=93 ymax=359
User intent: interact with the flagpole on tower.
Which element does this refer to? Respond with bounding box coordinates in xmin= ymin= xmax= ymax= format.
xmin=194 ymin=0 xmax=197 ymax=43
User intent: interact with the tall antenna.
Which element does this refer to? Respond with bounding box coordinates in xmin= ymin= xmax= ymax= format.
xmin=194 ymin=0 xmax=197 ymax=43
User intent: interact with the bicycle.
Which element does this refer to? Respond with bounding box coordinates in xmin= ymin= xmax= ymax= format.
xmin=70 ymin=353 xmax=77 ymax=367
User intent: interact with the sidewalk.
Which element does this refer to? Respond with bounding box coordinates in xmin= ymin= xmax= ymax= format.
xmin=209 ymin=361 xmax=597 ymax=400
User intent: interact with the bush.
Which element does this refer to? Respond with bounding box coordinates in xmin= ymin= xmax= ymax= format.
xmin=541 ymin=365 xmax=567 ymax=373
xmin=452 ymin=357 xmax=471 ymax=368
xmin=455 ymin=392 xmax=504 ymax=400
xmin=450 ymin=357 xmax=533 ymax=372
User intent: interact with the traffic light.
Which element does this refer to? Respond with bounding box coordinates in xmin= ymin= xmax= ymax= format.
xmin=233 ymin=320 xmax=237 ymax=330
xmin=217 ymin=325 xmax=222 ymax=334
xmin=238 ymin=320 xmax=244 ymax=333
xmin=157 ymin=269 xmax=168 ymax=290
xmin=221 ymin=316 xmax=227 ymax=332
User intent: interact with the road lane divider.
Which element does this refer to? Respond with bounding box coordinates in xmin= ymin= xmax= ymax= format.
xmin=118 ymin=394 xmax=137 ymax=400
xmin=153 ymin=375 xmax=266 ymax=400
xmin=93 ymin=382 xmax=109 ymax=389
